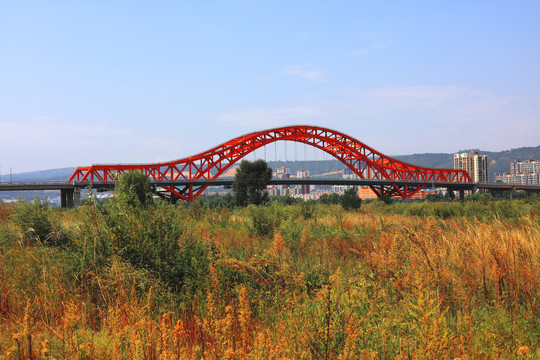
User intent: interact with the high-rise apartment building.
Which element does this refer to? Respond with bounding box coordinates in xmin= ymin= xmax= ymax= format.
xmin=510 ymin=159 xmax=540 ymax=176
xmin=275 ymin=167 xmax=290 ymax=195
xmin=453 ymin=152 xmax=490 ymax=183
xmin=496 ymin=159 xmax=540 ymax=185
xmin=296 ymin=169 xmax=310 ymax=194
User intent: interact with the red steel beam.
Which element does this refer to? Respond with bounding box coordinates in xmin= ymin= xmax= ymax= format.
xmin=68 ymin=125 xmax=472 ymax=201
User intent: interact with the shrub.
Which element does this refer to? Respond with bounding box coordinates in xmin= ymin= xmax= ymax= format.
xmin=11 ymin=198 xmax=54 ymax=245
xmin=466 ymin=192 xmax=494 ymax=204
xmin=115 ymin=170 xmax=153 ymax=207
xmin=379 ymin=195 xmax=394 ymax=205
xmin=300 ymin=200 xmax=315 ymax=219
xmin=319 ymin=193 xmax=340 ymax=205
xmin=248 ymin=205 xmax=280 ymax=237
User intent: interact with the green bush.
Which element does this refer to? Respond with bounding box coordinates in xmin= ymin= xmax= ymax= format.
xmin=72 ymin=199 xmax=210 ymax=297
xmin=318 ymin=192 xmax=341 ymax=205
xmin=466 ymin=192 xmax=494 ymax=204
xmin=379 ymin=195 xmax=394 ymax=205
xmin=11 ymin=198 xmax=56 ymax=245
xmin=248 ymin=204 xmax=281 ymax=237
xmin=198 ymin=194 xmax=235 ymax=209
xmin=115 ymin=170 xmax=153 ymax=207
xmin=300 ymin=200 xmax=315 ymax=219
xmin=433 ymin=203 xmax=459 ymax=219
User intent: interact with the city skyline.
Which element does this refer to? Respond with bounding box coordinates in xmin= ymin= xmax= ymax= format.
xmin=1 ymin=1 xmax=539 ymax=173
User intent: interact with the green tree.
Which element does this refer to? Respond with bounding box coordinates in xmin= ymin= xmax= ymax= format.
xmin=341 ymin=186 xmax=362 ymax=210
xmin=232 ymin=159 xmax=273 ymax=206
xmin=115 ymin=170 xmax=153 ymax=207
xmin=319 ymin=192 xmax=340 ymax=205
xmin=379 ymin=195 xmax=394 ymax=205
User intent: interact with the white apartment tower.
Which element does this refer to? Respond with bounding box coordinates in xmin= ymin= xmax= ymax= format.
xmin=496 ymin=159 xmax=540 ymax=185
xmin=275 ymin=166 xmax=290 ymax=195
xmin=510 ymin=159 xmax=540 ymax=176
xmin=454 ymin=152 xmax=490 ymax=183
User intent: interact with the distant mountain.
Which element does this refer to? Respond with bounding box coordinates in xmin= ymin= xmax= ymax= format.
xmin=393 ymin=153 xmax=453 ymax=169
xmin=394 ymin=145 xmax=540 ymax=176
xmin=1 ymin=167 xmax=78 ymax=183
xmin=267 ymin=160 xmax=343 ymax=175
xmin=4 ymin=144 xmax=539 ymax=182
xmin=463 ymin=146 xmax=540 ymax=174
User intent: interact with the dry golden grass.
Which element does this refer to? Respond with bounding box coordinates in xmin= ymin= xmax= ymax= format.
xmin=0 ymin=200 xmax=538 ymax=359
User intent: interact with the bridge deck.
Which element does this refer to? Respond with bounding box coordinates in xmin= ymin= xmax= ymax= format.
xmin=2 ymin=179 xmax=539 ymax=192
xmin=1 ymin=179 xmax=539 ymax=208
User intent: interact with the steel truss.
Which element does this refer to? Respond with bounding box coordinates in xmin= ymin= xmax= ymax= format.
xmin=68 ymin=125 xmax=472 ymax=201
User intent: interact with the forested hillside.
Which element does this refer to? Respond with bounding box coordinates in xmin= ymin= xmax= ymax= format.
xmin=394 ymin=145 xmax=540 ymax=175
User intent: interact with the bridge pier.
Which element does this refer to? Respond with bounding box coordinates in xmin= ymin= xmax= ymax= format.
xmin=74 ymin=187 xmax=81 ymax=207
xmin=61 ymin=188 xmax=80 ymax=208
xmin=459 ymin=189 xmax=465 ymax=202
xmin=61 ymin=189 xmax=73 ymax=208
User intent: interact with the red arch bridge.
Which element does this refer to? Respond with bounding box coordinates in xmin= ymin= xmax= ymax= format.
xmin=68 ymin=125 xmax=473 ymax=202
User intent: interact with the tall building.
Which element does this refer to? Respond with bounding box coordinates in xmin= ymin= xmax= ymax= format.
xmin=275 ymin=167 xmax=290 ymax=195
xmin=496 ymin=159 xmax=540 ymax=185
xmin=296 ymin=169 xmax=310 ymax=194
xmin=454 ymin=152 xmax=490 ymax=183
xmin=342 ymin=167 xmax=361 ymax=191
xmin=510 ymin=159 xmax=540 ymax=176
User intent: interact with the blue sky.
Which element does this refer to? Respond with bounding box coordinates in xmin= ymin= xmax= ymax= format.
xmin=1 ymin=1 xmax=539 ymax=173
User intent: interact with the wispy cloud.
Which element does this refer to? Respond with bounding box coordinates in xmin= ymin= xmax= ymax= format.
xmin=349 ymin=33 xmax=390 ymax=58
xmin=330 ymin=85 xmax=538 ymax=153
xmin=29 ymin=115 xmax=58 ymax=120
xmin=218 ymin=106 xmax=323 ymax=127
xmin=359 ymin=85 xmax=489 ymax=100
xmin=283 ymin=65 xmax=326 ymax=82
xmin=349 ymin=49 xmax=370 ymax=58
xmin=340 ymin=85 xmax=515 ymax=116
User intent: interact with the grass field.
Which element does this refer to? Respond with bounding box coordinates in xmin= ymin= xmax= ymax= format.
xmin=0 ymin=196 xmax=538 ymax=359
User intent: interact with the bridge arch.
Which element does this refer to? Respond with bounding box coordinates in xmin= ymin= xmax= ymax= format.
xmin=69 ymin=125 xmax=471 ymax=201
